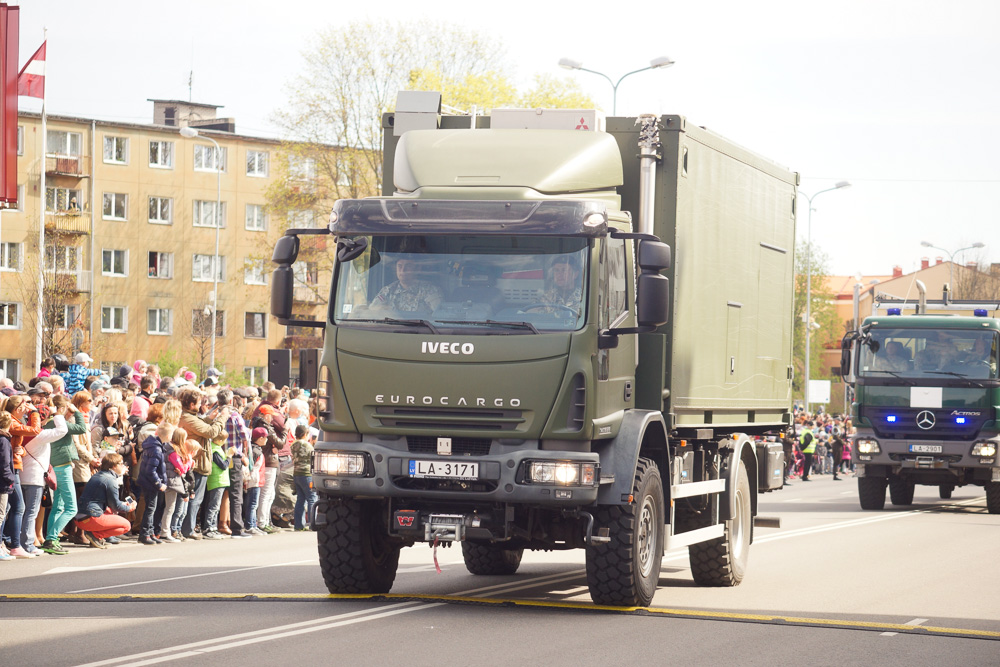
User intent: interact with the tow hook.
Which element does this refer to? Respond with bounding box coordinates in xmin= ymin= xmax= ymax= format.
xmin=578 ymin=510 xmax=610 ymax=545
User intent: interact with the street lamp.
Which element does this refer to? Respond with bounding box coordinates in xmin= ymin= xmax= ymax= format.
xmin=919 ymin=240 xmax=985 ymax=295
xmin=180 ymin=126 xmax=222 ymax=370
xmin=799 ymin=180 xmax=851 ymax=414
xmin=558 ymin=56 xmax=675 ymax=115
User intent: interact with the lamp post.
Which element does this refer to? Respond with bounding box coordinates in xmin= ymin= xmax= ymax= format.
xmin=799 ymin=181 xmax=851 ymax=413
xmin=180 ymin=126 xmax=222 ymax=370
xmin=919 ymin=240 xmax=985 ymax=296
xmin=558 ymin=56 xmax=675 ymax=115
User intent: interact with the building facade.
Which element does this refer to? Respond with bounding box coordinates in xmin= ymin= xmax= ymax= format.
xmin=0 ymin=102 xmax=325 ymax=382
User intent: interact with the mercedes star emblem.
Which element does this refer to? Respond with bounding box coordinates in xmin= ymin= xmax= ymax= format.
xmin=916 ymin=410 xmax=936 ymax=430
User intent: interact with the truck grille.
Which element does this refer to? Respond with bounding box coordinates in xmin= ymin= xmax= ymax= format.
xmin=392 ymin=477 xmax=499 ymax=493
xmin=374 ymin=406 xmax=524 ymax=431
xmin=864 ymin=407 xmax=988 ymax=440
xmin=407 ymin=436 xmax=491 ymax=456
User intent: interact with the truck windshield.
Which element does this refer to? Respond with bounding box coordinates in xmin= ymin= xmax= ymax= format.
xmin=858 ymin=327 xmax=1000 ymax=380
xmin=333 ymin=235 xmax=589 ymax=332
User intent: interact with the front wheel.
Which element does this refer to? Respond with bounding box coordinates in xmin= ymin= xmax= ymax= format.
xmin=317 ymin=499 xmax=400 ymax=594
xmin=986 ymin=482 xmax=1000 ymax=514
xmin=462 ymin=543 xmax=523 ymax=575
xmin=889 ymin=476 xmax=915 ymax=506
xmin=858 ymin=476 xmax=887 ymax=510
xmin=938 ymin=485 xmax=954 ymax=499
xmin=688 ymin=462 xmax=752 ymax=587
xmin=586 ymin=458 xmax=664 ymax=607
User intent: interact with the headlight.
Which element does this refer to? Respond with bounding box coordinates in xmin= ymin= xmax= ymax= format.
xmin=972 ymin=442 xmax=997 ymax=458
xmin=314 ymin=452 xmax=366 ymax=476
xmin=856 ymin=439 xmax=881 ymax=454
xmin=527 ymin=461 xmax=597 ymax=486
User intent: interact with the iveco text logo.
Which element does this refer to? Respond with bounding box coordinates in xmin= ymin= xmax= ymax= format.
xmin=421 ymin=342 xmax=474 ymax=355
xmin=916 ymin=410 xmax=936 ymax=430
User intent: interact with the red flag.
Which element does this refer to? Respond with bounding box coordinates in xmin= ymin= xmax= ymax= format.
xmin=17 ymin=41 xmax=45 ymax=99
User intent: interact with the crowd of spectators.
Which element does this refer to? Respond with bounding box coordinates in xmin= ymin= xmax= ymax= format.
xmin=779 ymin=408 xmax=855 ymax=483
xmin=0 ymin=353 xmax=318 ymax=559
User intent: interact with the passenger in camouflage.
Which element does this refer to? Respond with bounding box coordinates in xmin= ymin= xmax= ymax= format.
xmin=370 ymin=258 xmax=444 ymax=314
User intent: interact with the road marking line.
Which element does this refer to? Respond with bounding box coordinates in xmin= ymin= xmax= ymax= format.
xmin=882 ymin=617 xmax=930 ymax=637
xmin=66 ymin=560 xmax=314 ymax=594
xmin=46 ymin=559 xmax=170 ymax=575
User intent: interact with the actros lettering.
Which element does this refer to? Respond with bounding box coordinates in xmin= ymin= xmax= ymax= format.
xmin=421 ymin=342 xmax=475 ymax=355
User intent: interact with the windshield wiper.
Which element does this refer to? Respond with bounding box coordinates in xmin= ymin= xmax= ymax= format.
xmin=925 ymin=370 xmax=987 ymax=387
xmin=863 ymin=370 xmax=915 ymax=385
xmin=348 ymin=318 xmax=440 ymax=334
xmin=436 ymin=319 xmax=540 ymax=334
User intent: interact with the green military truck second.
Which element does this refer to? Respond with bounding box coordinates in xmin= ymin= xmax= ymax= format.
xmin=271 ymin=94 xmax=794 ymax=606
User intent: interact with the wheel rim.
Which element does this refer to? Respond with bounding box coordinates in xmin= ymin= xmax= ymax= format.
xmin=637 ymin=494 xmax=657 ymax=578
xmin=732 ymin=486 xmax=747 ymax=561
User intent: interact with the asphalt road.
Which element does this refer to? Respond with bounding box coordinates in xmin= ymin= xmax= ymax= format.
xmin=2 ymin=475 xmax=998 ymax=666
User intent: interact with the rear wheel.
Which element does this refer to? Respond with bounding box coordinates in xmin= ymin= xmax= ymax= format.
xmin=938 ymin=485 xmax=954 ymax=500
xmin=317 ymin=499 xmax=400 ymax=594
xmin=986 ymin=482 xmax=1000 ymax=514
xmin=462 ymin=543 xmax=523 ymax=575
xmin=889 ymin=476 xmax=915 ymax=506
xmin=688 ymin=462 xmax=752 ymax=587
xmin=586 ymin=458 xmax=664 ymax=607
xmin=858 ymin=476 xmax=887 ymax=510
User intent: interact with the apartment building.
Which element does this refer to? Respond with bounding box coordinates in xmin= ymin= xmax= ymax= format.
xmin=0 ymin=100 xmax=325 ymax=382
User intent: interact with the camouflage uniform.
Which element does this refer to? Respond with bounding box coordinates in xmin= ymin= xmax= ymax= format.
xmin=540 ymin=286 xmax=583 ymax=314
xmin=372 ymin=281 xmax=443 ymax=313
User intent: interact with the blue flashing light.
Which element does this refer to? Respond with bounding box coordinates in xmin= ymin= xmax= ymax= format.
xmin=956 ymin=417 xmax=967 ymax=425
xmin=974 ymin=309 xmax=987 ymax=317
xmin=887 ymin=308 xmax=902 ymax=316
xmin=886 ymin=415 xmax=897 ymax=423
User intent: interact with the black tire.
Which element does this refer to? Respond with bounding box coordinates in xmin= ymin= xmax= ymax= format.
xmin=317 ymin=499 xmax=400 ymax=594
xmin=688 ymin=462 xmax=752 ymax=587
xmin=888 ymin=476 xmax=915 ymax=506
xmin=461 ymin=543 xmax=524 ymax=575
xmin=585 ymin=458 xmax=664 ymax=607
xmin=938 ymin=485 xmax=954 ymax=500
xmin=986 ymin=482 xmax=1000 ymax=514
xmin=858 ymin=476 xmax=887 ymax=510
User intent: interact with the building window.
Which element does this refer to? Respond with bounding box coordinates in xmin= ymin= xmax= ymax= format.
xmin=194 ymin=144 xmax=227 ymax=172
xmin=103 ymin=136 xmax=129 ymax=164
xmin=0 ymin=358 xmax=19 ymax=382
xmin=0 ymin=242 xmax=21 ymax=271
xmin=149 ymin=140 xmax=174 ymax=168
xmin=193 ymin=200 xmax=226 ymax=228
xmin=147 ymin=308 xmax=172 ymax=335
xmin=243 ymin=366 xmax=264 ymax=384
xmin=45 ymin=245 xmax=79 ymax=273
xmin=45 ymin=187 xmax=82 ymax=213
xmin=148 ymin=196 xmax=172 ymax=224
xmin=99 ymin=361 xmax=125 ymax=375
xmin=192 ymin=309 xmax=225 ymax=337
xmin=101 ymin=306 xmax=127 ymax=333
xmin=293 ymin=260 xmax=318 ymax=286
xmin=289 ymin=155 xmax=316 ymax=181
xmin=192 ymin=254 xmax=225 ymax=282
xmin=245 ymin=312 xmax=266 ymax=338
xmin=102 ymin=249 xmax=128 ymax=277
xmin=246 ymin=150 xmax=269 ymax=177
xmin=245 ymin=203 xmax=267 ymax=231
xmin=54 ymin=304 xmax=79 ymax=330
xmin=103 ymin=192 xmax=128 ymax=220
xmin=47 ymin=130 xmax=82 ymax=157
xmin=244 ymin=258 xmax=267 ymax=285
xmin=288 ymin=210 xmax=316 ymax=228
xmin=0 ymin=303 xmax=20 ymax=329
xmin=148 ymin=252 xmax=173 ymax=279
xmin=16 ymin=126 xmax=22 ymax=156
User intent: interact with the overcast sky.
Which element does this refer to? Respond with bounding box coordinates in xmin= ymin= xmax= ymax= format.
xmin=15 ymin=0 xmax=1000 ymax=278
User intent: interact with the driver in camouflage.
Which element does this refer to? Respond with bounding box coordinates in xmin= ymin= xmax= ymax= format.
xmin=370 ymin=258 xmax=443 ymax=314
xmin=540 ymin=255 xmax=583 ymax=315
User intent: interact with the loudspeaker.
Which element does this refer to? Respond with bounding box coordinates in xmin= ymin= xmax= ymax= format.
xmin=299 ymin=348 xmax=320 ymax=391
xmin=267 ymin=349 xmax=291 ymax=388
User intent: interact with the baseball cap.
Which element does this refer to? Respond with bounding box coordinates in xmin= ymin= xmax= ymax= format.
xmin=184 ymin=371 xmax=196 ymax=382
xmin=203 ymin=377 xmax=217 ymax=387
xmin=251 ymin=427 xmax=268 ymax=441
xmin=27 ymin=386 xmax=49 ymax=396
xmin=74 ymin=352 xmax=93 ymax=364
xmin=207 ymin=367 xmax=222 ymax=378
xmin=90 ymin=380 xmax=109 ymax=392
xmin=105 ymin=427 xmax=121 ymax=437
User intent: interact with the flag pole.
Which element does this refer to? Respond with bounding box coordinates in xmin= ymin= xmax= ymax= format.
xmin=35 ymin=29 xmax=46 ymax=373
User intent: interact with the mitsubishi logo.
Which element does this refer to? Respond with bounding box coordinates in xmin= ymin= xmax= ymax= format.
xmin=916 ymin=410 xmax=936 ymax=430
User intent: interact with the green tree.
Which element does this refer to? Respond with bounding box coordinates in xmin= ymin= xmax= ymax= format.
xmin=793 ymin=241 xmax=839 ymax=401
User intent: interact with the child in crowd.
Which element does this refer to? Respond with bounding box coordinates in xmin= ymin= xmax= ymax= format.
xmin=160 ymin=428 xmax=196 ymax=543
xmin=244 ymin=428 xmax=267 ymax=535
xmin=290 ymin=424 xmax=316 ymax=531
xmin=203 ymin=437 xmax=233 ymax=539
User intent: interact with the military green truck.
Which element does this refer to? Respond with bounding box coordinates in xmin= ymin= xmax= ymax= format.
xmin=841 ymin=285 xmax=1000 ymax=513
xmin=271 ymin=94 xmax=793 ymax=606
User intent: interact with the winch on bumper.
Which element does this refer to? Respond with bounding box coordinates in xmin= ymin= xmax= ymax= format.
xmin=311 ymin=441 xmax=602 ymax=506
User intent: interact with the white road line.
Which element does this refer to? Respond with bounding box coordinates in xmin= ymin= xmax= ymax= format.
xmin=66 ymin=560 xmax=314 ymax=594
xmin=46 ymin=559 xmax=170 ymax=575
xmin=881 ymin=617 xmax=929 ymax=637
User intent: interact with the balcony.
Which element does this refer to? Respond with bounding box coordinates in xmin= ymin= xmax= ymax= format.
xmin=45 ymin=213 xmax=90 ymax=235
xmin=293 ymin=285 xmax=320 ymax=303
xmin=50 ymin=270 xmax=92 ymax=293
xmin=45 ymin=155 xmax=89 ymax=178
xmin=281 ymin=334 xmax=323 ymax=350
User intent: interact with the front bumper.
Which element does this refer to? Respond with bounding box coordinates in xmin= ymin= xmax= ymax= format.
xmin=852 ymin=429 xmax=1000 ymax=482
xmin=312 ymin=440 xmax=601 ymax=507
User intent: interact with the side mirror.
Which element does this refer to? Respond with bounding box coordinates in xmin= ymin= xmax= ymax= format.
xmin=638 ymin=240 xmax=671 ymax=272
xmin=272 ymin=235 xmax=300 ymax=265
xmin=840 ymin=332 xmax=857 ymax=383
xmin=271 ymin=265 xmax=295 ymax=320
xmin=637 ymin=273 xmax=670 ymax=327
